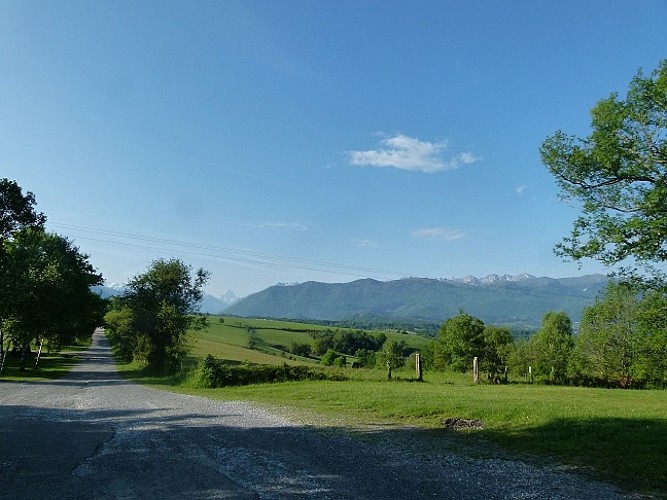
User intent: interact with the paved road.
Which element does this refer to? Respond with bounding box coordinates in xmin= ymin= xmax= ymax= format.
xmin=0 ymin=330 xmax=633 ymax=499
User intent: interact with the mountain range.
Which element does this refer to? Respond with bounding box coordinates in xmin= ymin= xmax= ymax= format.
xmin=92 ymin=285 xmax=240 ymax=315
xmin=224 ymin=274 xmax=610 ymax=330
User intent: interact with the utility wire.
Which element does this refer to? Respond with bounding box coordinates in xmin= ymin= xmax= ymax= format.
xmin=49 ymin=222 xmax=408 ymax=280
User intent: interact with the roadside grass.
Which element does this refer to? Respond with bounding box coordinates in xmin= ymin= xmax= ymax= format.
xmin=181 ymin=376 xmax=667 ymax=496
xmin=0 ymin=337 xmax=92 ymax=381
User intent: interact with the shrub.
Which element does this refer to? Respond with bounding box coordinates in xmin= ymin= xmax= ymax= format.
xmin=196 ymin=354 xmax=346 ymax=388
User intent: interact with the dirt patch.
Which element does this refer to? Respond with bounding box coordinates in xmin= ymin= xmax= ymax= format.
xmin=442 ymin=418 xmax=484 ymax=429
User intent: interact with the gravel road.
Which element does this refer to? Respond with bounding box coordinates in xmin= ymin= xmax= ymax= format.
xmin=0 ymin=330 xmax=636 ymax=499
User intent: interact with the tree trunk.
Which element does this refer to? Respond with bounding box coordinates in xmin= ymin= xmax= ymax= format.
xmin=18 ymin=343 xmax=29 ymax=372
xmin=34 ymin=337 xmax=44 ymax=370
xmin=0 ymin=338 xmax=10 ymax=374
xmin=0 ymin=326 xmax=4 ymax=370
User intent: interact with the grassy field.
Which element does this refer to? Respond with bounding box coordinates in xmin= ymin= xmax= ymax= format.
xmin=115 ymin=316 xmax=667 ymax=496
xmin=171 ymin=374 xmax=667 ymax=496
xmin=189 ymin=316 xmax=430 ymax=365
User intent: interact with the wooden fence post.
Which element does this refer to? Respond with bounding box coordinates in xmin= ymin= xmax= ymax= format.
xmin=415 ymin=353 xmax=423 ymax=382
xmin=473 ymin=356 xmax=479 ymax=384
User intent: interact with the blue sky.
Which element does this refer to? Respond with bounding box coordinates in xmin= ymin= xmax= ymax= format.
xmin=2 ymin=1 xmax=666 ymax=297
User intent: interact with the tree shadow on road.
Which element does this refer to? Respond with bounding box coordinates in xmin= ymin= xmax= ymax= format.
xmin=0 ymin=404 xmax=654 ymax=500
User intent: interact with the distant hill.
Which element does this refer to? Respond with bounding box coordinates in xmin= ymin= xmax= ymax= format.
xmin=91 ymin=285 xmax=240 ymax=315
xmin=224 ymin=274 xmax=610 ymax=330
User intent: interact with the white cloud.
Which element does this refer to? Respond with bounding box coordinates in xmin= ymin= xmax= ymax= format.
xmin=352 ymin=238 xmax=377 ymax=247
xmin=349 ymin=134 xmax=480 ymax=173
xmin=457 ymin=152 xmax=482 ymax=165
xmin=515 ymin=184 xmax=528 ymax=195
xmin=412 ymin=227 xmax=468 ymax=241
xmin=249 ymin=221 xmax=312 ymax=231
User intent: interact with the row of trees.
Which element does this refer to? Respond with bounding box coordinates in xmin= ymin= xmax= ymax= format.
xmin=307 ymin=329 xmax=387 ymax=357
xmin=570 ymin=284 xmax=667 ymax=387
xmin=424 ymin=283 xmax=667 ymax=388
xmin=0 ymin=179 xmax=105 ymax=372
xmin=104 ymin=258 xmax=210 ymax=374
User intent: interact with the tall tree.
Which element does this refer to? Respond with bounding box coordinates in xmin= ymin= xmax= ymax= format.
xmin=375 ymin=339 xmax=406 ymax=380
xmin=481 ymin=325 xmax=514 ymax=382
xmin=634 ymin=290 xmax=667 ymax=387
xmin=434 ymin=311 xmax=485 ymax=373
xmin=0 ymin=178 xmax=46 ymax=240
xmin=106 ymin=258 xmax=209 ymax=374
xmin=529 ymin=312 xmax=574 ymax=384
xmin=0 ymin=179 xmax=46 ymax=370
xmin=2 ymin=229 xmax=103 ymax=371
xmin=571 ymin=284 xmax=640 ymax=387
xmin=4 ymin=229 xmax=103 ymax=369
xmin=540 ymin=60 xmax=667 ymax=285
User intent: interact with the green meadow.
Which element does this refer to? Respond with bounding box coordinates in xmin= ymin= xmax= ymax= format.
xmin=113 ymin=316 xmax=667 ymax=497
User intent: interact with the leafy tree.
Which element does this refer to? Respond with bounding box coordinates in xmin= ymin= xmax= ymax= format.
xmin=529 ymin=312 xmax=574 ymax=384
xmin=375 ymin=339 xmax=406 ymax=380
xmin=104 ymin=298 xmax=137 ymax=362
xmin=434 ymin=311 xmax=485 ymax=372
xmin=289 ymin=342 xmax=311 ymax=358
xmin=105 ymin=258 xmax=209 ymax=374
xmin=1 ymin=229 xmax=103 ymax=371
xmin=0 ymin=178 xmax=45 ymax=239
xmin=634 ymin=290 xmax=667 ymax=387
xmin=540 ymin=60 xmax=667 ymax=285
xmin=320 ymin=348 xmax=340 ymax=366
xmin=508 ymin=338 xmax=533 ymax=380
xmin=0 ymin=179 xmax=46 ymax=369
xmin=352 ymin=348 xmax=376 ymax=368
xmin=331 ymin=329 xmax=385 ymax=355
xmin=570 ymin=284 xmax=640 ymax=387
xmin=481 ymin=325 xmax=514 ymax=382
xmin=310 ymin=332 xmax=333 ymax=356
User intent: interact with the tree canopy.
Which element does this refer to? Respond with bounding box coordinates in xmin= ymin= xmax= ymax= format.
xmin=1 ymin=179 xmax=104 ymax=372
xmin=433 ymin=311 xmax=485 ymax=373
xmin=0 ymin=178 xmax=45 ymax=240
xmin=529 ymin=312 xmax=574 ymax=384
xmin=105 ymin=258 xmax=209 ymax=374
xmin=540 ymin=60 xmax=667 ymax=284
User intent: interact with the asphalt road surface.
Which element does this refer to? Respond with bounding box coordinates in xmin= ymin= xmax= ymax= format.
xmin=0 ymin=330 xmax=634 ymax=499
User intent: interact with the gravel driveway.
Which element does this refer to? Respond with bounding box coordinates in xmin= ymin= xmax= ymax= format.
xmin=0 ymin=330 xmax=635 ymax=499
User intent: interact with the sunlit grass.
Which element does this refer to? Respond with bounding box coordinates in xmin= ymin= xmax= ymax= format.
xmin=113 ymin=317 xmax=667 ymax=496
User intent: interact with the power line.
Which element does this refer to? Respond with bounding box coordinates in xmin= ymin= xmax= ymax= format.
xmin=49 ymin=222 xmax=408 ymax=279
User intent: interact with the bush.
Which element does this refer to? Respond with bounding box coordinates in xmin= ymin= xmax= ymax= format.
xmin=289 ymin=342 xmax=311 ymax=358
xmin=320 ymin=349 xmax=340 ymax=366
xmin=196 ymin=354 xmax=346 ymax=388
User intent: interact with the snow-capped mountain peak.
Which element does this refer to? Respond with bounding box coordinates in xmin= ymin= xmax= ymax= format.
xmin=220 ymin=289 xmax=240 ymax=304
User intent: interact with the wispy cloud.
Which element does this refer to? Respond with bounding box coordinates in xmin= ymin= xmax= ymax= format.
xmin=248 ymin=221 xmax=312 ymax=231
xmin=515 ymin=184 xmax=528 ymax=195
xmin=352 ymin=238 xmax=377 ymax=247
xmin=412 ymin=227 xmax=468 ymax=241
xmin=349 ymin=134 xmax=480 ymax=173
